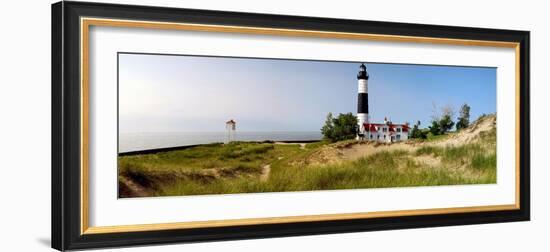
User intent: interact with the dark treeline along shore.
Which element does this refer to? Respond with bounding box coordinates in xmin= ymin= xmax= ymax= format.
xmin=118 ymin=115 xmax=497 ymax=198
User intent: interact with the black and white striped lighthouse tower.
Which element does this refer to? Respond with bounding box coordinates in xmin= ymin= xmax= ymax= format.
xmin=357 ymin=63 xmax=369 ymax=138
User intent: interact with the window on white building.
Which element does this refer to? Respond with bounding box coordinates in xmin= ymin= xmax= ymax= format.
xmin=382 ymin=127 xmax=388 ymax=132
xmin=396 ymin=128 xmax=401 ymax=132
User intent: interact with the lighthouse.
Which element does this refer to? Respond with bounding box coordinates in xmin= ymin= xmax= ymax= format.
xmin=354 ymin=63 xmax=409 ymax=142
xmin=356 ymin=63 xmax=369 ymax=139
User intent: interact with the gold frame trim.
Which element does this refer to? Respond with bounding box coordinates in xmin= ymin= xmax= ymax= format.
xmin=80 ymin=17 xmax=522 ymax=235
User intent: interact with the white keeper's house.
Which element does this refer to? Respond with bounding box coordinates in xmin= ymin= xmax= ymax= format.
xmin=355 ymin=63 xmax=409 ymax=143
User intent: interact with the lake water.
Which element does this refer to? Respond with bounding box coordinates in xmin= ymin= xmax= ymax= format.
xmin=119 ymin=131 xmax=322 ymax=153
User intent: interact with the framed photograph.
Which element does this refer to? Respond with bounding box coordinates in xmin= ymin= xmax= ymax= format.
xmin=52 ymin=1 xmax=530 ymax=250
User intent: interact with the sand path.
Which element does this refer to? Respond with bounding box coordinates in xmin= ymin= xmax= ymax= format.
xmin=260 ymin=164 xmax=271 ymax=181
xmin=275 ymin=142 xmax=308 ymax=150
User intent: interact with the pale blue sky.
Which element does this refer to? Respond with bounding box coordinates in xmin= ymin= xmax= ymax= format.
xmin=118 ymin=53 xmax=496 ymax=133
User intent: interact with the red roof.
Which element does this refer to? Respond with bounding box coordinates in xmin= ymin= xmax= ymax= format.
xmin=363 ymin=123 xmax=409 ymax=132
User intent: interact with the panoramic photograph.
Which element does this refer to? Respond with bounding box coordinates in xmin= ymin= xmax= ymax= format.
xmin=117 ymin=53 xmax=497 ymax=198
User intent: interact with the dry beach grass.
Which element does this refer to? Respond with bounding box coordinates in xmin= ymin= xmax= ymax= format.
xmin=118 ymin=115 xmax=497 ymax=198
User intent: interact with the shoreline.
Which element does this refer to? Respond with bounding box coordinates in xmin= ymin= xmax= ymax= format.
xmin=118 ymin=139 xmax=321 ymax=156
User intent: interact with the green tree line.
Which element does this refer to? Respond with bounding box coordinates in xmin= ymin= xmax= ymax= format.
xmin=320 ymin=103 xmax=473 ymax=142
xmin=410 ymin=103 xmax=471 ymax=139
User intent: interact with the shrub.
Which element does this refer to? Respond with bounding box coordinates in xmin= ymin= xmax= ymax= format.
xmin=321 ymin=112 xmax=358 ymax=142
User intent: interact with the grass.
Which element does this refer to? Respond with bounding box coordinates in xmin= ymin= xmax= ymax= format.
xmin=426 ymin=132 xmax=450 ymax=141
xmin=151 ymin=145 xmax=495 ymax=197
xmin=118 ymin=141 xmax=315 ymax=196
xmin=119 ymin=127 xmax=497 ymax=197
xmin=119 ymin=142 xmax=292 ymax=174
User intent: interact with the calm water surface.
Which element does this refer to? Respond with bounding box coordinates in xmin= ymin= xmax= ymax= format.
xmin=119 ymin=131 xmax=322 ymax=152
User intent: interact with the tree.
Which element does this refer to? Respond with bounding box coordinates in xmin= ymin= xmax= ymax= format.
xmin=321 ymin=113 xmax=334 ymax=141
xmin=428 ymin=104 xmax=455 ymax=135
xmin=439 ymin=113 xmax=455 ymax=134
xmin=439 ymin=105 xmax=455 ymax=134
xmin=410 ymin=124 xmax=421 ymax=138
xmin=429 ymin=120 xmax=442 ymax=135
xmin=321 ymin=112 xmax=358 ymax=142
xmin=410 ymin=121 xmax=427 ymax=139
xmin=456 ymin=103 xmax=471 ymax=130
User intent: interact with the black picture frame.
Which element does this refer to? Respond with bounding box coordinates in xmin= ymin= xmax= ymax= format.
xmin=52 ymin=1 xmax=530 ymax=251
